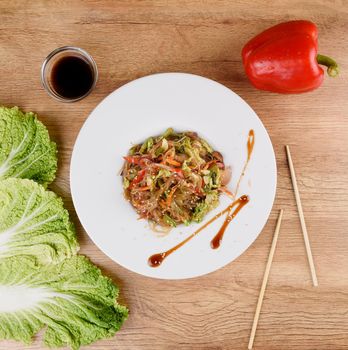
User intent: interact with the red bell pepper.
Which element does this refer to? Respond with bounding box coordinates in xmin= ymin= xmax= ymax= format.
xmin=242 ymin=20 xmax=339 ymax=93
xmin=129 ymin=169 xmax=146 ymax=189
xmin=123 ymin=155 xmax=150 ymax=167
xmin=123 ymin=156 xmax=141 ymax=165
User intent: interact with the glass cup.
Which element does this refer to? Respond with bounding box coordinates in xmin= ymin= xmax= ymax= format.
xmin=41 ymin=46 xmax=98 ymax=102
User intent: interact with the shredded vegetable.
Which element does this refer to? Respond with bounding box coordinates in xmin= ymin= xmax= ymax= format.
xmin=122 ymin=128 xmax=231 ymax=228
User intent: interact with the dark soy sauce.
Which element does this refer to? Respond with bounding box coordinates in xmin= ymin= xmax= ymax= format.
xmin=51 ymin=56 xmax=94 ymax=99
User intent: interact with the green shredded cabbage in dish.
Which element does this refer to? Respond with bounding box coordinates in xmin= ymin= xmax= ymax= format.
xmin=0 ymin=106 xmax=57 ymax=186
xmin=122 ymin=128 xmax=231 ymax=227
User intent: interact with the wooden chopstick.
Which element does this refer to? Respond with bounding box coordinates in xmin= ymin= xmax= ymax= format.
xmin=248 ymin=209 xmax=284 ymax=350
xmin=285 ymin=145 xmax=318 ymax=287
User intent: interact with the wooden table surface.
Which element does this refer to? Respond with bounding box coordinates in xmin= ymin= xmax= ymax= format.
xmin=1 ymin=1 xmax=348 ymax=349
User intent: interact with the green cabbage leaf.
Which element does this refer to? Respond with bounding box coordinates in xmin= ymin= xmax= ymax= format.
xmin=0 ymin=178 xmax=78 ymax=264
xmin=0 ymin=106 xmax=57 ymax=186
xmin=0 ymin=255 xmax=128 ymax=349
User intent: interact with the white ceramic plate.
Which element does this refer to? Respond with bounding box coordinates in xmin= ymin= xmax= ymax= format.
xmin=70 ymin=73 xmax=277 ymax=279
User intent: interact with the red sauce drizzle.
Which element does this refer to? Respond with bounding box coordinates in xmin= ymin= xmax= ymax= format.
xmin=148 ymin=195 xmax=249 ymax=267
xmin=210 ymin=195 xmax=249 ymax=249
xmin=210 ymin=130 xmax=254 ymax=249
xmin=247 ymin=129 xmax=255 ymax=161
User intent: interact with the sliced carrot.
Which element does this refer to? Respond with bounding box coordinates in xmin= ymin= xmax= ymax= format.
xmin=166 ymin=185 xmax=178 ymax=207
xmin=137 ymin=185 xmax=151 ymax=191
xmin=165 ymin=158 xmax=181 ymax=167
xmin=159 ymin=199 xmax=167 ymax=208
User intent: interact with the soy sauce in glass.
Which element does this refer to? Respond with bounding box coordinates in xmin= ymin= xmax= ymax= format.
xmin=51 ymin=56 xmax=94 ymax=99
xmin=41 ymin=46 xmax=98 ymax=102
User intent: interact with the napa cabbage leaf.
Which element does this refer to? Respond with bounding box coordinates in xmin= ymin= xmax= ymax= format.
xmin=0 ymin=178 xmax=78 ymax=264
xmin=0 ymin=106 xmax=57 ymax=186
xmin=0 ymin=255 xmax=128 ymax=349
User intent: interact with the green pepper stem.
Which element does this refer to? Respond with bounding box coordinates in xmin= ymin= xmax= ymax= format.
xmin=317 ymin=54 xmax=339 ymax=77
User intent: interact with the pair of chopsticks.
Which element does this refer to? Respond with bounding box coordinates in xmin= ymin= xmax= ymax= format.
xmin=247 ymin=145 xmax=318 ymax=350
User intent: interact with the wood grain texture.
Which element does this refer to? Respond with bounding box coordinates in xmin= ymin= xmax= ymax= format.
xmin=0 ymin=1 xmax=348 ymax=349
